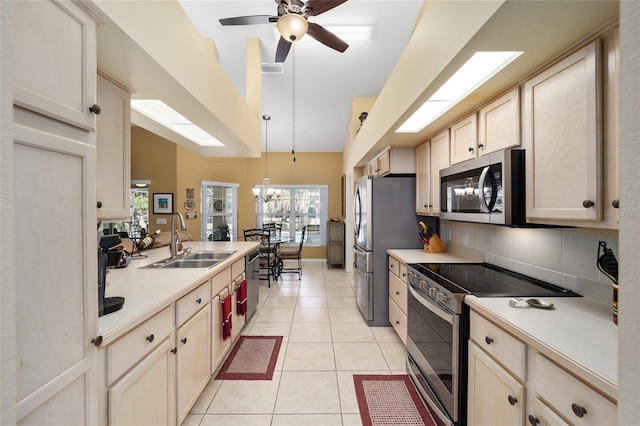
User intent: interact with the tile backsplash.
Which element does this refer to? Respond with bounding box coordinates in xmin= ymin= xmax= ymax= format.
xmin=440 ymin=220 xmax=618 ymax=306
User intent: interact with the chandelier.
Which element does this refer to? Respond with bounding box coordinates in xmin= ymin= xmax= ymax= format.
xmin=253 ymin=115 xmax=276 ymax=203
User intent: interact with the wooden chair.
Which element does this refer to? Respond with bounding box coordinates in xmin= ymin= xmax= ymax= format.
xmin=278 ymin=225 xmax=306 ymax=279
xmin=243 ymin=228 xmax=276 ymax=287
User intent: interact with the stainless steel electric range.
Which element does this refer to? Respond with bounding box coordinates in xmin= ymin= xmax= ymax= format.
xmin=405 ymin=262 xmax=581 ymax=426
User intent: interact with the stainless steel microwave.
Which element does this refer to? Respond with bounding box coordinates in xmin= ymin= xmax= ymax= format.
xmin=440 ymin=149 xmax=525 ymax=225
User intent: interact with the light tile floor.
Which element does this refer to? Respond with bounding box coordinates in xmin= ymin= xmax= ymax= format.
xmin=184 ymin=261 xmax=407 ymax=426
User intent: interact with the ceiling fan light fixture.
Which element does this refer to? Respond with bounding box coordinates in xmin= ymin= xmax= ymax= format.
xmin=277 ymin=14 xmax=308 ymax=42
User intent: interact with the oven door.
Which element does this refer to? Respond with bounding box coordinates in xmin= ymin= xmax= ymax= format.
xmin=407 ymin=281 xmax=459 ymax=424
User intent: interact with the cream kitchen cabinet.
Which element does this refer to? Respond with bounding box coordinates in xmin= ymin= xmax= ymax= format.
xmin=211 ymin=267 xmax=233 ymax=371
xmin=96 ymin=74 xmax=131 ymax=221
xmin=368 ymin=146 xmax=416 ymax=176
xmin=478 ymin=88 xmax=521 ymax=155
xmin=12 ymin=0 xmax=97 ymax=131
xmin=231 ymin=258 xmax=247 ymax=341
xmin=450 ymin=113 xmax=478 ymax=165
xmin=416 ymin=130 xmax=450 ymax=215
xmin=176 ymin=305 xmax=211 ymax=424
xmin=388 ymin=255 xmax=408 ymax=345
xmin=523 ymin=40 xmax=602 ymax=223
xmin=468 ymin=340 xmax=525 ymax=426
xmin=530 ymin=398 xmax=571 ymax=426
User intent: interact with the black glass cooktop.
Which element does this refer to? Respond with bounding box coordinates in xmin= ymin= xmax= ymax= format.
xmin=409 ymin=263 xmax=581 ymax=298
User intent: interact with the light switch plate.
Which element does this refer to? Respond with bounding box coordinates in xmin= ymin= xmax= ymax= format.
xmin=446 ymin=229 xmax=452 ymax=241
xmin=156 ymin=218 xmax=167 ymax=225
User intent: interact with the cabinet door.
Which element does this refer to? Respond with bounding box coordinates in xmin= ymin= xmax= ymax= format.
xmin=232 ymin=282 xmax=247 ymax=341
xmin=377 ymin=148 xmax=392 ymax=176
xmin=367 ymin=159 xmax=377 ymax=176
xmin=478 ymin=88 xmax=520 ymax=155
xmin=468 ymin=341 xmax=525 ymax=426
xmin=211 ymin=290 xmax=232 ymax=371
xmin=523 ymin=41 xmax=602 ymax=222
xmin=12 ymin=0 xmax=97 ymax=131
xmin=96 ymin=75 xmax=131 ymax=221
xmin=531 ymin=398 xmax=571 ymax=426
xmin=177 ymin=306 xmax=211 ymax=425
xmin=14 ymin=123 xmax=98 ymax=424
xmin=416 ymin=142 xmax=431 ymax=214
xmin=430 ymin=130 xmax=450 ymax=215
xmin=109 ymin=337 xmax=176 ymax=426
xmin=450 ymin=113 xmax=478 ymax=165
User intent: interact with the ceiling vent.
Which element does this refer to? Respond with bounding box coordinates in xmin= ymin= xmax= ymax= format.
xmin=261 ymin=63 xmax=284 ymax=74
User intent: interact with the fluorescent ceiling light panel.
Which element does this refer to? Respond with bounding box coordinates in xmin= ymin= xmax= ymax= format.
xmin=397 ymin=51 xmax=523 ymax=133
xmin=131 ymin=99 xmax=224 ymax=147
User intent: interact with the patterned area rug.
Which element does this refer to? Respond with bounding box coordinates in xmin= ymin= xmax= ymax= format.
xmin=215 ymin=336 xmax=283 ymax=380
xmin=354 ymin=375 xmax=436 ymax=426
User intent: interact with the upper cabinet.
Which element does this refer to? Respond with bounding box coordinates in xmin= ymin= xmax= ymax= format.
xmin=450 ymin=113 xmax=478 ymax=165
xmin=478 ymin=88 xmax=520 ymax=156
xmin=416 ymin=129 xmax=450 ymax=216
xmin=12 ymin=0 xmax=97 ymax=131
xmin=368 ymin=146 xmax=416 ymax=177
xmin=96 ymin=74 xmax=132 ymax=221
xmin=523 ymin=40 xmax=603 ymax=223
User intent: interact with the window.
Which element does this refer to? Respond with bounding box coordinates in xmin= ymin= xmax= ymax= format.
xmin=256 ymin=185 xmax=328 ymax=245
xmin=201 ymin=181 xmax=238 ymax=241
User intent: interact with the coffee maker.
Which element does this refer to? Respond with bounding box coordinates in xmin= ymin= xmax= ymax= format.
xmin=98 ymin=250 xmax=125 ymax=317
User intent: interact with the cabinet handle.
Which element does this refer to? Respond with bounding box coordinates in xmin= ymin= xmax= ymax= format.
xmin=395 ymin=291 xmax=400 ymax=295
xmin=612 ymin=199 xmax=620 ymax=209
xmin=170 ymin=347 xmax=177 ymax=354
xmin=424 ymin=204 xmax=428 ymax=208
xmin=468 ymin=146 xmax=474 ymax=152
xmin=485 ymin=336 xmax=494 ymax=345
xmin=583 ymin=200 xmax=594 ymax=208
xmin=90 ymin=335 xmax=103 ymax=346
xmin=395 ymin=320 xmax=400 ymax=324
xmin=571 ymin=403 xmax=587 ymax=418
xmin=181 ymin=337 xmax=188 ymax=345
xmin=428 ymin=204 xmax=433 ymax=208
xmin=390 ymin=264 xmax=394 ymax=268
xmin=478 ymin=143 xmax=484 ymax=149
xmin=508 ymin=395 xmax=518 ymax=406
xmin=146 ymin=334 xmax=154 ymax=343
xmin=402 ymin=273 xmax=407 ymax=277
xmin=196 ymin=298 xmax=202 ymax=304
xmin=89 ymin=104 xmax=101 ymax=115
xmin=96 ymin=201 xmax=102 ymax=209
xmin=528 ymin=414 xmax=540 ymax=425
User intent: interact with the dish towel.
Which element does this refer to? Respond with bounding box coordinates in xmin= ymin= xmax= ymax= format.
xmin=222 ymin=293 xmax=232 ymax=340
xmin=236 ymin=279 xmax=247 ymax=316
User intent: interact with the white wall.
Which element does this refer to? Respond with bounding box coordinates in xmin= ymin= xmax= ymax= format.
xmin=441 ymin=220 xmax=618 ymax=306
xmin=618 ymin=1 xmax=640 ymax=423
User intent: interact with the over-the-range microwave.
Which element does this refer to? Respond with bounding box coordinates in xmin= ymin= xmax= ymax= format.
xmin=440 ymin=149 xmax=525 ymax=225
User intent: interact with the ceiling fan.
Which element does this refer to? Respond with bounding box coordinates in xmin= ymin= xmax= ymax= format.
xmin=219 ymin=0 xmax=350 ymax=62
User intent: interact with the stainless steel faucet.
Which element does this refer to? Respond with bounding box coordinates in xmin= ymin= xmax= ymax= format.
xmin=170 ymin=212 xmax=187 ymax=257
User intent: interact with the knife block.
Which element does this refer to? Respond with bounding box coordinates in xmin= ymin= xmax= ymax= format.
xmin=424 ymin=233 xmax=447 ymax=253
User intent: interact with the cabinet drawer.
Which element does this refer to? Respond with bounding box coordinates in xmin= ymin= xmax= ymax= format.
xmin=106 ymin=305 xmax=174 ymax=385
xmin=389 ymin=256 xmax=400 ymax=277
xmin=470 ymin=311 xmax=526 ymax=380
xmin=388 ymin=297 xmax=407 ymax=345
xmin=211 ymin=267 xmax=231 ymax=296
xmin=399 ymin=263 xmax=408 ymax=284
xmin=534 ymin=353 xmax=617 ymax=425
xmin=389 ymin=271 xmax=407 ymax=314
xmin=231 ymin=258 xmax=245 ymax=281
xmin=176 ymin=281 xmax=211 ymax=327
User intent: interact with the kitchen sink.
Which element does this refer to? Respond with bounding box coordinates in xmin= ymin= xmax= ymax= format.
xmin=140 ymin=250 xmax=236 ymax=269
xmin=184 ymin=251 xmax=236 ymax=260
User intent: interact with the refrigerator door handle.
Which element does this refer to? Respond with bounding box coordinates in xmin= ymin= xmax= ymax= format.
xmin=353 ymin=244 xmax=367 ymax=256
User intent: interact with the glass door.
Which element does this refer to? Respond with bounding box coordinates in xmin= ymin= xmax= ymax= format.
xmin=201 ymin=181 xmax=238 ymax=241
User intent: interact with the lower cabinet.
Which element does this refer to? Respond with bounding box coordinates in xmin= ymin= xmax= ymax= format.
xmin=388 ymin=255 xmax=408 ymax=345
xmin=467 ymin=340 xmax=524 ymax=426
xmin=176 ymin=305 xmax=211 ymax=424
xmin=109 ymin=336 xmax=177 ymax=426
xmin=211 ymin=267 xmax=233 ymax=371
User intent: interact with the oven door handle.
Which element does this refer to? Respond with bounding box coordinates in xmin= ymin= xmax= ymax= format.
xmin=408 ymin=284 xmax=455 ymax=324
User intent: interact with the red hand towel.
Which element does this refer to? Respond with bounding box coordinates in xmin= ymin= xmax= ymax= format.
xmin=222 ymin=293 xmax=232 ymax=340
xmin=236 ymin=279 xmax=247 ymax=316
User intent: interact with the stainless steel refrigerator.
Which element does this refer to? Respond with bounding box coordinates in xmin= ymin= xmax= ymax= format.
xmin=352 ymin=175 xmax=430 ymax=326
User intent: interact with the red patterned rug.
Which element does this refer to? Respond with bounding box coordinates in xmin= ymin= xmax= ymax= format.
xmin=354 ymin=375 xmax=436 ymax=426
xmin=215 ymin=336 xmax=283 ymax=380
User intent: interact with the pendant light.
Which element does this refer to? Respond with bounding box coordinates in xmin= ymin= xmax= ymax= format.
xmin=253 ymin=115 xmax=275 ymax=202
xmin=291 ymin=44 xmax=296 ymax=162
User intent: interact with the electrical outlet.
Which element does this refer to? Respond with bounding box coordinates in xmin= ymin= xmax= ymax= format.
xmin=446 ymin=229 xmax=452 ymax=241
xmin=156 ymin=218 xmax=167 ymax=225
xmin=463 ymin=231 xmax=469 ymax=245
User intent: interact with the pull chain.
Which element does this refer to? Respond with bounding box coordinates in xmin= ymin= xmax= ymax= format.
xmin=292 ymin=45 xmax=296 ymax=163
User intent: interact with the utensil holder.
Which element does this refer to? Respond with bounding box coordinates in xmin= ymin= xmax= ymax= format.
xmin=423 ymin=234 xmax=447 ymax=253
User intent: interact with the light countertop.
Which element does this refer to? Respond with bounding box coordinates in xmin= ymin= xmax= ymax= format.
xmin=98 ymin=241 xmax=259 ymax=346
xmin=387 ymin=246 xmax=485 ymax=264
xmin=465 ymin=295 xmax=617 ymax=400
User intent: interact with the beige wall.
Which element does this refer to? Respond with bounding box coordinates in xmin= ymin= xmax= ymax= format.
xmin=132 ymin=126 xmax=344 ymax=259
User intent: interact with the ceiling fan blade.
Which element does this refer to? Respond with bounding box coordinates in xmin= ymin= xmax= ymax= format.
xmin=307 ymin=22 xmax=349 ymax=53
xmin=303 ymin=0 xmax=348 ymax=16
xmin=219 ymin=15 xmax=277 ymax=26
xmin=275 ymin=37 xmax=292 ymax=62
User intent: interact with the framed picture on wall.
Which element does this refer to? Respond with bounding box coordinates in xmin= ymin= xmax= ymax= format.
xmin=153 ymin=193 xmax=174 ymax=214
